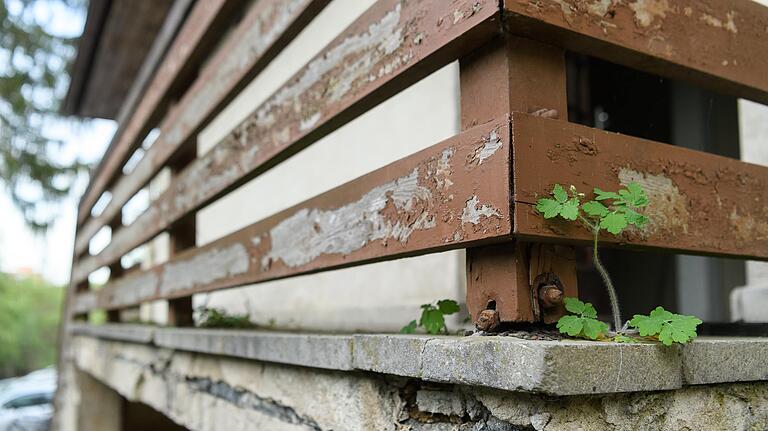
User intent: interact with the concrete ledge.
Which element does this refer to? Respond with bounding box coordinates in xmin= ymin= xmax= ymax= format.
xmin=68 ymin=324 xmax=768 ymax=395
xmin=682 ymin=337 xmax=768 ymax=385
xmin=154 ymin=328 xmax=354 ymax=371
xmin=353 ymin=334 xmax=681 ymax=394
xmin=68 ymin=323 xmax=155 ymax=344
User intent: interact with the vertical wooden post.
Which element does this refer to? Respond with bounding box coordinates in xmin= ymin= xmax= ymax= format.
xmin=73 ymin=280 xmax=90 ymax=322
xmin=166 ymin=146 xmax=197 ymax=327
xmin=460 ymin=36 xmax=577 ymax=328
xmin=106 ymin=216 xmax=124 ymax=323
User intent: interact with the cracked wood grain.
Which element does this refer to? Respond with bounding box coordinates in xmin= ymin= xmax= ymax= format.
xmin=71 ymin=0 xmax=500 ymax=284
xmin=74 ymin=120 xmax=512 ymax=312
xmin=511 ymin=112 xmax=768 ymax=259
xmin=503 ymin=0 xmax=768 ymax=104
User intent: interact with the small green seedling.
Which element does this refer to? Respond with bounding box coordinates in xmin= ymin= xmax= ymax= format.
xmin=556 ymin=297 xmax=609 ymax=340
xmin=537 ymin=182 xmax=701 ymax=345
xmin=401 ymin=299 xmax=460 ymax=335
xmin=536 ymin=183 xmax=649 ymax=332
xmin=629 ymin=306 xmax=702 ymax=346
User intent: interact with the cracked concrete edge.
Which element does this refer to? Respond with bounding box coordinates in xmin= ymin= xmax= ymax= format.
xmin=68 ymin=324 xmax=768 ymax=395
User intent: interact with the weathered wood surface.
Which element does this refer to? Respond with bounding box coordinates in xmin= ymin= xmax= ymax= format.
xmin=71 ymin=0 xmax=501 ymax=284
xmin=74 ymin=0 xmax=329 ymax=256
xmin=511 ymin=112 xmax=768 ymax=259
xmin=503 ymin=0 xmax=768 ymax=104
xmin=75 ymin=120 xmax=512 ymax=312
xmin=459 ymin=35 xmax=576 ymax=325
xmin=77 ymin=0 xmax=240 ymax=227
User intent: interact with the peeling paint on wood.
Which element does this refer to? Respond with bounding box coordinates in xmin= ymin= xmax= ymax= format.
xmin=262 ymin=168 xmax=436 ymax=269
xmin=109 ymin=272 xmax=159 ymax=308
xmin=511 ymin=112 xmax=768 ymax=259
xmin=71 ymin=0 xmax=500 ymax=285
xmin=503 ymin=0 xmax=768 ymax=104
xmin=461 ymin=196 xmax=502 ymax=226
xmin=76 ymin=0 xmax=234 ymax=227
xmin=73 ymin=0 xmax=329 ymax=258
xmin=618 ymin=168 xmax=690 ymax=237
xmin=83 ymin=120 xmax=512 ymax=311
xmin=628 ymin=0 xmax=672 ymax=28
xmin=467 ymin=129 xmax=503 ymax=167
xmin=161 ymin=243 xmax=249 ymax=295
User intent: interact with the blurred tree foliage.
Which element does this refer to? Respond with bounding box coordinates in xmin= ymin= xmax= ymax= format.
xmin=1 ymin=0 xmax=85 ymax=230
xmin=0 ymin=272 xmax=62 ymax=378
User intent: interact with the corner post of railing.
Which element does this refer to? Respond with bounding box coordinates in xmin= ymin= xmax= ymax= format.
xmin=459 ymin=35 xmax=578 ymax=330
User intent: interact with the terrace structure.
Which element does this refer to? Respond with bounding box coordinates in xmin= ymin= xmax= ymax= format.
xmin=55 ymin=0 xmax=768 ymax=429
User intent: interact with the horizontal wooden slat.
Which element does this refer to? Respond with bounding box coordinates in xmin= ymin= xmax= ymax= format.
xmin=77 ymin=0 xmax=242 ymax=227
xmin=503 ymin=0 xmax=768 ymax=104
xmin=71 ymin=0 xmax=501 ymax=284
xmin=511 ymin=112 xmax=768 ymax=259
xmin=75 ymin=120 xmax=512 ymax=312
xmin=74 ymin=0 xmax=330 ymax=256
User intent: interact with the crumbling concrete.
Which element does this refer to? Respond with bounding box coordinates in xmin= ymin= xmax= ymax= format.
xmin=67 ymin=335 xmax=768 ymax=431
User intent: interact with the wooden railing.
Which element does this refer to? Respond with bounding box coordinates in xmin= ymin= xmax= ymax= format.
xmin=67 ymin=0 xmax=768 ymax=329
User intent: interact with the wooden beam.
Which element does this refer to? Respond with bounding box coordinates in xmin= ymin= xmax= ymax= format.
xmin=74 ymin=0 xmax=330 ymax=255
xmin=511 ymin=112 xmax=768 ymax=260
xmin=460 ymin=36 xmax=575 ymax=326
xmin=77 ymin=0 xmax=241 ymax=227
xmin=75 ymin=120 xmax=513 ymax=312
xmin=503 ymin=0 xmax=768 ymax=104
xmin=71 ymin=0 xmax=501 ymax=284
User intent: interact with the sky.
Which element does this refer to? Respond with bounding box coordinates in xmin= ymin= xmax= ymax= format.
xmin=0 ymin=0 xmax=116 ymax=285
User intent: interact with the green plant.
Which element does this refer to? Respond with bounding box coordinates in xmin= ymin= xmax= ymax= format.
xmin=536 ymin=183 xmax=649 ymax=332
xmin=629 ymin=306 xmax=702 ymax=346
xmin=556 ymin=298 xmax=609 ymax=340
xmin=1 ymin=0 xmax=89 ymax=230
xmin=0 ymin=273 xmax=62 ymax=377
xmin=557 ymin=298 xmax=700 ymax=345
xmin=401 ymin=299 xmax=460 ymax=335
xmin=196 ymin=307 xmax=257 ymax=329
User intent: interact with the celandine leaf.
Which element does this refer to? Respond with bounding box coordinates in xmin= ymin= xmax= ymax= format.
xmin=553 ymin=184 xmax=568 ymax=203
xmin=536 ymin=198 xmax=562 ymax=219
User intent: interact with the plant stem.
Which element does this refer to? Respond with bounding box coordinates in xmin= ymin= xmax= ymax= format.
xmin=591 ymin=226 xmax=622 ymax=332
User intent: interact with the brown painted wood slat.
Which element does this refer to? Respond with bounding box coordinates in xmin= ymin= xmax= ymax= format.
xmin=503 ymin=0 xmax=768 ymax=104
xmin=71 ymin=0 xmax=502 ymax=284
xmin=73 ymin=111 xmax=768 ymax=313
xmin=73 ymin=120 xmax=513 ymax=313
xmin=76 ymin=0 xmax=240 ymax=228
xmin=511 ymin=112 xmax=768 ymax=260
xmin=74 ymin=0 xmax=331 ymax=256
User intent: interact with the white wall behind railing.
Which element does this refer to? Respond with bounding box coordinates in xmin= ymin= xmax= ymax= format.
xmin=141 ymin=0 xmax=467 ymax=331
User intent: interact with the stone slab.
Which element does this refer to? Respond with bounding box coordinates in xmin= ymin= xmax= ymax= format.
xmin=351 ymin=334 xmax=428 ymax=378
xmin=69 ymin=323 xmax=156 ymax=344
xmin=154 ymin=328 xmax=354 ymax=371
xmin=682 ymin=337 xmax=768 ymax=385
xmin=68 ymin=324 xmax=768 ymax=395
xmin=420 ymin=336 xmax=682 ymax=395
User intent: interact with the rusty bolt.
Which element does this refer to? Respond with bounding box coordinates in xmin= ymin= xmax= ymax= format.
xmin=539 ymin=284 xmax=563 ymax=309
xmin=476 ymin=309 xmax=500 ymax=332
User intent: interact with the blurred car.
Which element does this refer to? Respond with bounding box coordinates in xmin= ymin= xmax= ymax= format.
xmin=0 ymin=369 xmax=56 ymax=431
